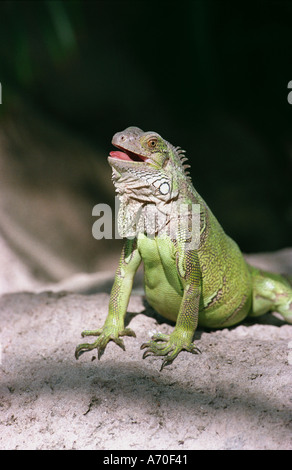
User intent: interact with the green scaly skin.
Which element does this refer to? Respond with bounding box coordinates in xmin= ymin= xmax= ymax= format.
xmin=75 ymin=127 xmax=292 ymax=370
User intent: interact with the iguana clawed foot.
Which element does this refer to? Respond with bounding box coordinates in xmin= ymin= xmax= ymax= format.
xmin=75 ymin=325 xmax=136 ymax=360
xmin=140 ymin=330 xmax=201 ymax=371
xmin=75 ymin=324 xmax=200 ymax=370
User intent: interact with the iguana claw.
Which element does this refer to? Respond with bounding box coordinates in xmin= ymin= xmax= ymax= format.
xmin=75 ymin=326 xmax=136 ymax=360
xmin=140 ymin=331 xmax=201 ymax=371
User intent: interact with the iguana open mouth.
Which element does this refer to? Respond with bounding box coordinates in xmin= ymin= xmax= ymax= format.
xmin=109 ymin=147 xmax=148 ymax=162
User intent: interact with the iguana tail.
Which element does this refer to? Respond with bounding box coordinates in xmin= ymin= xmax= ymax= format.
xmin=248 ymin=265 xmax=292 ymax=323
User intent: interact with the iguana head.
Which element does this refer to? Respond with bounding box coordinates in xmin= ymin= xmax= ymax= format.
xmin=108 ymin=126 xmax=190 ymax=204
xmin=109 ymin=126 xmax=170 ymax=169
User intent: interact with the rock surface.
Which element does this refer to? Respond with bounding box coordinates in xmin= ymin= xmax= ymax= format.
xmin=0 ymin=262 xmax=291 ymax=449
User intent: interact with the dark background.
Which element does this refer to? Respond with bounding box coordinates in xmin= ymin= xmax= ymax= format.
xmin=0 ymin=0 xmax=291 ymax=273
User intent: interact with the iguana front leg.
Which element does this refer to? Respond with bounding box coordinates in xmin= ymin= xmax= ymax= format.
xmin=75 ymin=238 xmax=141 ymax=360
xmin=141 ymin=248 xmax=201 ymax=370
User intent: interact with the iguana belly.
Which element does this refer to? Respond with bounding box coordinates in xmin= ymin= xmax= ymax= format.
xmin=137 ymin=234 xmax=183 ymax=322
xmin=137 ymin=233 xmax=252 ymax=327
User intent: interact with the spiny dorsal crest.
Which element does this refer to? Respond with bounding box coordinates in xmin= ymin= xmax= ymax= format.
xmin=173 ymin=145 xmax=192 ymax=181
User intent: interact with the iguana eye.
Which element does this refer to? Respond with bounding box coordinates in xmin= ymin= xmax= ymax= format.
xmin=147 ymin=138 xmax=158 ymax=149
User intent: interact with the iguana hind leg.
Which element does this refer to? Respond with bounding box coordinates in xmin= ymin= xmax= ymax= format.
xmin=249 ymin=265 xmax=292 ymax=323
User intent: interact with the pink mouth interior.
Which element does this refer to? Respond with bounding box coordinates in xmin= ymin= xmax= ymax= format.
xmin=109 ymin=149 xmax=147 ymax=162
xmin=109 ymin=150 xmax=132 ymax=161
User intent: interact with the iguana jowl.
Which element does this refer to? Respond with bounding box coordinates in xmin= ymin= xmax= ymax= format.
xmin=75 ymin=126 xmax=292 ymax=370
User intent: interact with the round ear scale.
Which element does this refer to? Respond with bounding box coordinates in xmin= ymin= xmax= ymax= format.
xmin=159 ymin=182 xmax=170 ymax=195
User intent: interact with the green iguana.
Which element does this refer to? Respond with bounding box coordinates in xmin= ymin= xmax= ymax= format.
xmin=75 ymin=126 xmax=292 ymax=370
